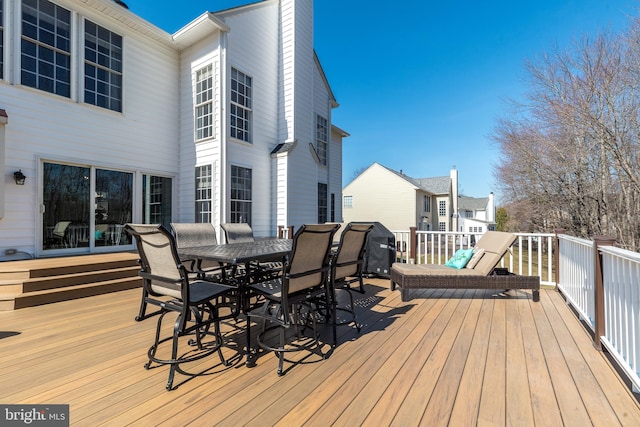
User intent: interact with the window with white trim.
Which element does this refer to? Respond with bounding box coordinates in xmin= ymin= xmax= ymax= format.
xmin=439 ymin=222 xmax=446 ymax=232
xmin=230 ymin=165 xmax=251 ymax=224
xmin=318 ymin=183 xmax=327 ymax=223
xmin=195 ymin=165 xmax=212 ymax=223
xmin=316 ymin=115 xmax=328 ymax=165
xmin=195 ymin=65 xmax=213 ymax=140
xmin=439 ymin=200 xmax=446 ymax=216
xmin=230 ymin=68 xmax=252 ymax=143
xmin=343 ymin=195 xmax=353 ymax=209
xmin=84 ymin=20 xmax=122 ymax=112
xmin=21 ymin=0 xmax=71 ymax=97
xmin=423 ymin=195 xmax=431 ymax=212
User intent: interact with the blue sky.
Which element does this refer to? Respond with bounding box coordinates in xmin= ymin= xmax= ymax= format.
xmin=128 ymin=0 xmax=639 ymax=201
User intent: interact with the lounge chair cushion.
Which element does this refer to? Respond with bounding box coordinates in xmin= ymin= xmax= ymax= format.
xmin=466 ymin=248 xmax=485 ymax=269
xmin=445 ymin=248 xmax=474 ymax=269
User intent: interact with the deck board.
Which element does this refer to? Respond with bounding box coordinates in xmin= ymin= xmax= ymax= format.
xmin=0 ymin=279 xmax=639 ymax=426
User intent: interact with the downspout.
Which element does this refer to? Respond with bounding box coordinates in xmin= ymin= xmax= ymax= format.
xmin=219 ymin=31 xmax=228 ymax=228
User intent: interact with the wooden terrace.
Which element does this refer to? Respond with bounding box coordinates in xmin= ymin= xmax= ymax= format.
xmin=1 ymin=276 xmax=640 ymax=425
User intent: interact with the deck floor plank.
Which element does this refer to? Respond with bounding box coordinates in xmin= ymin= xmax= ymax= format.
xmin=1 ymin=279 xmax=639 ymax=426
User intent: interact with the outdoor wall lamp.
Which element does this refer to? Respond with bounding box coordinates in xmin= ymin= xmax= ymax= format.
xmin=13 ymin=170 xmax=26 ymax=185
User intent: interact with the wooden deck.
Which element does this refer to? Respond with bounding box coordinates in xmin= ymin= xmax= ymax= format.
xmin=1 ymin=278 xmax=639 ymax=426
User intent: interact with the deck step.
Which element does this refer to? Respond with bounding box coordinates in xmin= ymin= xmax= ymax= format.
xmin=0 ymin=252 xmax=142 ymax=310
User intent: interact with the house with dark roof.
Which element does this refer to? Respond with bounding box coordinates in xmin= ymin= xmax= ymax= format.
xmin=341 ymin=162 xmax=459 ymax=232
xmin=458 ymin=195 xmax=496 ymax=233
xmin=342 ymin=162 xmax=496 ymax=233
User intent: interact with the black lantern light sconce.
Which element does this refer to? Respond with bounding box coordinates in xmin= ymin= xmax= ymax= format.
xmin=13 ymin=170 xmax=26 ymax=185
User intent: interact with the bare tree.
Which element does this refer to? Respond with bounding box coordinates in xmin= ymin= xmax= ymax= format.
xmin=494 ymin=24 xmax=640 ymax=251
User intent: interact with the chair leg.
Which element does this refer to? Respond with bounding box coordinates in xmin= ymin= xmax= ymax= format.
xmin=277 ymin=325 xmax=286 ymax=376
xmin=246 ymin=315 xmax=253 ymax=367
xmin=166 ymin=316 xmax=182 ymax=391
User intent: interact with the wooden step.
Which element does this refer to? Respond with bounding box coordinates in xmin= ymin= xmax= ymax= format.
xmin=10 ymin=277 xmax=143 ymax=310
xmin=0 ymin=252 xmax=142 ymax=310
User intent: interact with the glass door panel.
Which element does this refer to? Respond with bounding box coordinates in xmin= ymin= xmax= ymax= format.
xmin=95 ymin=169 xmax=133 ymax=247
xmin=43 ymin=163 xmax=90 ymax=250
xmin=143 ymin=175 xmax=172 ymax=229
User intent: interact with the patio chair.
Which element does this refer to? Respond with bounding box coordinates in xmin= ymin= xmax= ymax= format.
xmin=50 ymin=221 xmax=71 ymax=247
xmin=220 ymin=222 xmax=281 ymax=281
xmin=220 ymin=222 xmax=255 ymax=243
xmin=327 ymin=223 xmax=373 ymax=344
xmin=390 ymin=231 xmax=540 ymax=302
xmin=245 ymin=223 xmax=340 ymax=376
xmin=124 ymin=224 xmax=237 ymax=391
xmin=171 ymin=223 xmax=228 ymax=280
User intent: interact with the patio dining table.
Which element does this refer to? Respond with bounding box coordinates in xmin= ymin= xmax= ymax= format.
xmin=178 ymin=238 xmax=292 ymax=304
xmin=177 ymin=238 xmax=292 ymax=267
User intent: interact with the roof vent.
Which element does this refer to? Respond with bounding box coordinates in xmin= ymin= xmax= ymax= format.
xmin=113 ymin=0 xmax=129 ymax=9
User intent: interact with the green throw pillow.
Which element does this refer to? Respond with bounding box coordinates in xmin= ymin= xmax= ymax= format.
xmin=445 ymin=248 xmax=474 ymax=269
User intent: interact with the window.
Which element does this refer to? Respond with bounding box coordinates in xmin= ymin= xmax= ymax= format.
xmin=330 ymin=193 xmax=335 ymax=222
xmin=21 ymin=0 xmax=71 ymax=97
xmin=143 ymin=175 xmax=172 ymax=229
xmin=84 ymin=20 xmax=122 ymax=112
xmin=465 ymin=211 xmax=473 ymax=218
xmin=230 ymin=165 xmax=251 ymax=224
xmin=195 ymin=165 xmax=212 ymax=223
xmin=439 ymin=222 xmax=446 ymax=232
xmin=423 ymin=195 xmax=431 ymax=212
xmin=230 ymin=68 xmax=252 ymax=142
xmin=0 ymin=0 xmax=4 ymax=79
xmin=439 ymin=200 xmax=446 ymax=216
xmin=316 ymin=115 xmax=328 ymax=165
xmin=195 ymin=65 xmax=213 ymax=140
xmin=318 ymin=183 xmax=328 ymax=223
xmin=343 ymin=195 xmax=353 ymax=208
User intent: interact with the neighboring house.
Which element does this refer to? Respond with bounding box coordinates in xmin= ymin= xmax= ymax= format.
xmin=342 ymin=163 xmax=459 ymax=232
xmin=457 ymin=194 xmax=496 ymax=233
xmin=0 ymin=0 xmax=345 ymax=259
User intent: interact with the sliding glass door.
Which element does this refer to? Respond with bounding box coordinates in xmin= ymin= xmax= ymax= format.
xmin=42 ymin=162 xmax=133 ymax=251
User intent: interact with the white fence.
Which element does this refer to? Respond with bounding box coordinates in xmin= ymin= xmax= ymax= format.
xmin=599 ymin=245 xmax=640 ymax=393
xmin=556 ymin=235 xmax=640 ymax=393
xmin=392 ymin=230 xmax=556 ymax=286
xmin=556 ymin=235 xmax=595 ymax=327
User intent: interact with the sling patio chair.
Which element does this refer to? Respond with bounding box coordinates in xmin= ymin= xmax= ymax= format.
xmin=171 ymin=222 xmax=231 ymax=281
xmin=245 ymin=223 xmax=340 ymax=376
xmin=327 ymin=222 xmax=373 ymax=344
xmin=390 ymin=231 xmax=540 ymax=302
xmin=125 ymin=224 xmax=238 ymax=391
xmin=220 ymin=222 xmax=281 ymax=282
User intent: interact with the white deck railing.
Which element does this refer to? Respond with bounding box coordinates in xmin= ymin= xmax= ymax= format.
xmin=556 ymin=235 xmax=595 ymax=327
xmin=599 ymin=245 xmax=640 ymax=392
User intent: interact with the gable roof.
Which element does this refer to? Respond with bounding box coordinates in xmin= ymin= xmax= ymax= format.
xmin=373 ymin=163 xmax=450 ymax=195
xmin=459 ymin=196 xmax=489 ymax=211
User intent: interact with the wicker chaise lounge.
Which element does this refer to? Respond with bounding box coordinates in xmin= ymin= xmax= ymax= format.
xmin=390 ymin=231 xmax=540 ymax=302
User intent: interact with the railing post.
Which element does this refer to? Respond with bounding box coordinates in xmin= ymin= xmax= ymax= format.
xmin=554 ymin=229 xmax=565 ymax=287
xmin=278 ymin=225 xmax=284 ymax=238
xmin=593 ymin=235 xmax=616 ymax=351
xmin=409 ymin=227 xmax=417 ymax=264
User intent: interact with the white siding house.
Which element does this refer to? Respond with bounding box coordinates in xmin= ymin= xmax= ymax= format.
xmin=457 ymin=193 xmax=496 ymax=233
xmin=0 ymin=0 xmax=345 ymax=260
